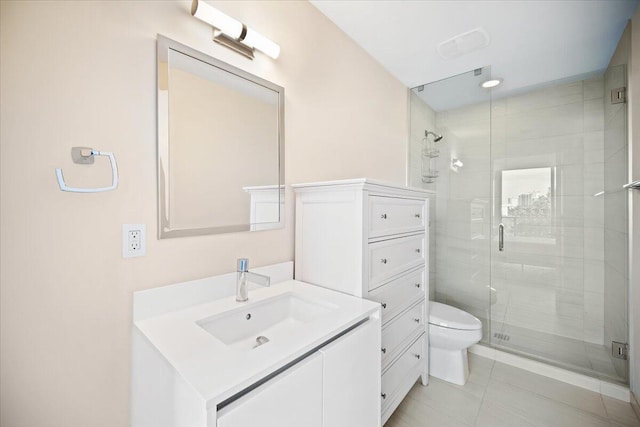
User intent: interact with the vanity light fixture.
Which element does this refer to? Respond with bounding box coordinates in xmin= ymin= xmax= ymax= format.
xmin=451 ymin=158 xmax=464 ymax=171
xmin=480 ymin=78 xmax=503 ymax=88
xmin=191 ymin=0 xmax=280 ymax=60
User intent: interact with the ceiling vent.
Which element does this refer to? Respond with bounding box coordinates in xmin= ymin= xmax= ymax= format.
xmin=437 ymin=27 xmax=490 ymax=59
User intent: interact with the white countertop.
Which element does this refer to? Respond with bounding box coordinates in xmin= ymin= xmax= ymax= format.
xmin=135 ymin=279 xmax=380 ymax=408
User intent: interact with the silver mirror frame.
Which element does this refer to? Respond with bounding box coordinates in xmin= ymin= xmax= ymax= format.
xmin=157 ymin=35 xmax=285 ymax=238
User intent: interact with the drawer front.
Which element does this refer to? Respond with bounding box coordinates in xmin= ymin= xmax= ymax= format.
xmin=381 ymin=302 xmax=425 ymax=365
xmin=381 ymin=335 xmax=425 ymax=410
xmin=368 ymin=196 xmax=426 ymax=238
xmin=368 ymin=268 xmax=425 ymax=324
xmin=368 ymin=234 xmax=425 ymax=289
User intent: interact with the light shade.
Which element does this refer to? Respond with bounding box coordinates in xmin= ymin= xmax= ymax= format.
xmin=191 ymin=0 xmax=280 ymax=60
xmin=243 ymin=28 xmax=281 ymax=59
xmin=191 ymin=0 xmax=242 ymax=39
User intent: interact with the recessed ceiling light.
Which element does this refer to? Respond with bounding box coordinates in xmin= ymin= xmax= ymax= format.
xmin=481 ymin=78 xmax=503 ymax=88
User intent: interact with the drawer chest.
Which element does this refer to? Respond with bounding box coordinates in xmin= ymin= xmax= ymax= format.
xmin=293 ymin=178 xmax=431 ymax=424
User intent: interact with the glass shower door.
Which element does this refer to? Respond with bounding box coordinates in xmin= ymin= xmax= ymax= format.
xmin=409 ymin=68 xmax=494 ymax=344
xmin=408 ymin=63 xmax=629 ymax=384
xmin=489 ymin=66 xmax=629 ymax=383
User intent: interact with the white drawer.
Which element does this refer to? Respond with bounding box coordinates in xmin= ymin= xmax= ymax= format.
xmin=381 ymin=335 xmax=425 ymax=411
xmin=368 ymin=196 xmax=426 ymax=238
xmin=368 ymin=234 xmax=425 ymax=290
xmin=368 ymin=268 xmax=425 ymax=324
xmin=381 ymin=302 xmax=425 ymax=366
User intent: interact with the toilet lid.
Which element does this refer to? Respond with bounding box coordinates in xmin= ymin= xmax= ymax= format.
xmin=429 ymin=302 xmax=482 ymax=330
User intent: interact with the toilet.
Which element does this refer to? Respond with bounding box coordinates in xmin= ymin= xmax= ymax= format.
xmin=428 ymin=301 xmax=483 ymax=385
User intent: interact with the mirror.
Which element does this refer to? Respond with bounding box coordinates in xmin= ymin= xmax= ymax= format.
xmin=157 ymin=35 xmax=284 ymax=238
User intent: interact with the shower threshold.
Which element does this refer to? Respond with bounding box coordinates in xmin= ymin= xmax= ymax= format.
xmin=469 ymin=343 xmax=630 ymax=402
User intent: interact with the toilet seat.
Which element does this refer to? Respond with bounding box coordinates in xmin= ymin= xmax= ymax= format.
xmin=429 ymin=301 xmax=482 ymax=331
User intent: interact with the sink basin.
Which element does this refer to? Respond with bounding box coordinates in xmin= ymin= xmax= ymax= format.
xmin=197 ymin=293 xmax=338 ymax=350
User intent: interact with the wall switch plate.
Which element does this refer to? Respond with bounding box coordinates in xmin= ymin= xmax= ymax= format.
xmin=123 ymin=224 xmax=146 ymax=258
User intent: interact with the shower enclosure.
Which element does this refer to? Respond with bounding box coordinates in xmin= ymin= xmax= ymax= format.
xmin=409 ymin=64 xmax=630 ymax=384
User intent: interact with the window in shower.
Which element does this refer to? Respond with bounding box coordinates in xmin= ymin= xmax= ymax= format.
xmin=500 ymin=167 xmax=555 ymax=243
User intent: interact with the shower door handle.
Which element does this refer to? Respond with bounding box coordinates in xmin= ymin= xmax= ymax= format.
xmin=498 ymin=223 xmax=504 ymax=252
xmin=623 ymin=180 xmax=640 ymax=190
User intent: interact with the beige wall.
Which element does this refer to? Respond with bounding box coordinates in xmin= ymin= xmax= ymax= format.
xmin=0 ymin=1 xmax=408 ymax=426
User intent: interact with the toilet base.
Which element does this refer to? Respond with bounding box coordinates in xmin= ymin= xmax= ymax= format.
xmin=429 ymin=346 xmax=469 ymax=385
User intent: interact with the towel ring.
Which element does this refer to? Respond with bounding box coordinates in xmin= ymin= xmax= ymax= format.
xmin=55 ymin=147 xmax=118 ymax=193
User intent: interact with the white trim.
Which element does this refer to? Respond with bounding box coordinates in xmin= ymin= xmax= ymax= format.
xmin=469 ymin=344 xmax=630 ymax=402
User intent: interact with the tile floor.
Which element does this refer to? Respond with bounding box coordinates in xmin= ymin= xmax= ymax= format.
xmin=384 ymin=354 xmax=640 ymax=427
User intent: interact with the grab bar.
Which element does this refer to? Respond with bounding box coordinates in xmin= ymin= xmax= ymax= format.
xmin=498 ymin=223 xmax=504 ymax=252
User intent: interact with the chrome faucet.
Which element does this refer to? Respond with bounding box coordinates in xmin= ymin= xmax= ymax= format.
xmin=236 ymin=258 xmax=270 ymax=302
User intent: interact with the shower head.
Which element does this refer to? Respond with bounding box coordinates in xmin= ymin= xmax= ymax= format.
xmin=425 ymin=130 xmax=443 ymax=142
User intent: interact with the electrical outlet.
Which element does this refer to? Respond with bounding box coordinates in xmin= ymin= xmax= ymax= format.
xmin=128 ymin=230 xmax=141 ymax=251
xmin=123 ymin=224 xmax=146 ymax=258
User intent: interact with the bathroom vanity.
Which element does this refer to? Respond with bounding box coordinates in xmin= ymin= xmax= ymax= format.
xmin=293 ymin=179 xmax=432 ymax=424
xmin=131 ymin=264 xmax=381 ymax=427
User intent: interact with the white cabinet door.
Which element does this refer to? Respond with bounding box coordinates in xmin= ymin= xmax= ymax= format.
xmin=319 ymin=319 xmax=381 ymax=427
xmin=217 ymin=353 xmax=323 ymax=427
